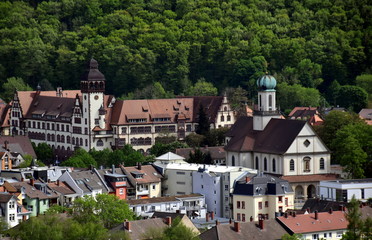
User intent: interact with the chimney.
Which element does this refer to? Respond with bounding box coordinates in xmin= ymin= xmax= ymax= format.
xmin=250 ymin=216 xmax=253 ymax=222
xmin=47 ymin=179 xmax=51 ymax=183
xmin=307 ymin=208 xmax=311 ymax=213
xmin=21 ymin=178 xmax=24 ymax=182
xmin=293 ymin=212 xmax=296 ymax=218
xmin=206 ymin=212 xmax=210 ymax=222
xmin=259 ymin=218 xmax=264 ymax=230
xmin=329 ymin=208 xmax=333 ymax=214
xmin=112 ymin=164 xmax=115 ymax=174
xmin=314 ymin=210 xmax=318 ymax=220
xmin=4 ymin=141 xmax=8 ymax=151
xmin=57 ymin=180 xmax=60 ymax=186
xmin=284 ymin=212 xmax=288 ymax=218
xmin=211 ymin=211 xmax=215 ymax=220
xmin=234 ymin=221 xmax=241 ymax=232
xmin=216 ymin=220 xmax=219 ymax=226
xmin=229 ymin=218 xmax=232 ymax=224
xmin=137 ymin=162 xmax=142 ymax=170
xmin=339 ymin=205 xmax=343 ymax=211
xmin=246 ymin=176 xmax=250 ymax=183
xmin=124 ymin=220 xmax=131 ymax=231
xmin=30 ymin=178 xmax=34 ymax=186
xmin=165 ymin=216 xmax=172 ymax=226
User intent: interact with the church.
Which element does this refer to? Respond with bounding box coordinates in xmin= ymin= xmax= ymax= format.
xmin=224 ymin=74 xmax=338 ymax=205
xmin=3 ymin=59 xmax=235 ymax=160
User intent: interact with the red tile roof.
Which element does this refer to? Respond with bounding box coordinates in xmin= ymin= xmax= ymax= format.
xmin=280 ymin=174 xmax=339 ymax=183
xmin=276 ymin=211 xmax=347 ymax=234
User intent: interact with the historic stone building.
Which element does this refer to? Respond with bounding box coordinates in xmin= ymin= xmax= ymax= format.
xmin=3 ymin=59 xmax=235 ymax=160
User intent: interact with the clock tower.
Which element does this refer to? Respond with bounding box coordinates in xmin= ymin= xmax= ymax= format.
xmin=80 ymin=59 xmax=106 ymax=149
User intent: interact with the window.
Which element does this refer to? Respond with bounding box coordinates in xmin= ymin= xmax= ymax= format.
xmin=201 ymin=185 xmax=204 ymax=189
xmin=61 ymin=125 xmax=64 ymax=131
xmin=320 ymin=158 xmax=325 ymax=170
xmin=242 ymin=214 xmax=246 ymax=222
xmin=52 ymin=123 xmax=55 ymax=130
xmin=268 ymin=95 xmax=272 ymax=110
xmin=225 ymin=185 xmax=229 ymax=191
xmin=255 ymin=157 xmax=259 ymax=170
xmin=279 ymin=206 xmax=283 ymax=212
xmin=362 ymin=189 xmax=365 ymax=199
xmin=9 ymin=214 xmax=15 ymax=222
xmin=264 ymin=157 xmax=267 ymax=171
xmin=303 ymin=157 xmax=311 ymax=172
xmin=66 ymin=125 xmax=69 ymax=132
xmin=56 ymin=124 xmax=59 ymax=131
xmin=285 ymin=198 xmax=288 ymax=206
xmin=258 ymin=202 xmax=262 ymax=210
xmin=152 ymin=184 xmax=156 ymax=190
xmin=121 ymin=127 xmax=127 ymax=134
xmin=119 ymin=188 xmax=124 ymax=195
xmin=290 ymin=159 xmax=295 ymax=171
xmin=176 ymin=171 xmax=185 ymax=175
xmin=221 ymin=115 xmax=224 ymax=122
xmin=37 ymin=122 xmax=40 ymax=129
xmin=67 ymin=136 xmax=70 ymax=144
xmin=97 ymin=139 xmax=103 ymax=147
xmin=242 ymin=201 xmax=245 ymax=209
xmin=232 ymin=156 xmax=235 ymax=166
xmin=176 ymin=182 xmax=185 ymax=185
xmin=227 ymin=115 xmax=231 ymax=121
xmin=237 ymin=213 xmax=241 ymax=221
xmin=237 ymin=201 xmax=241 ymax=209
xmin=265 ymin=201 xmax=268 ymax=207
xmin=9 ymin=201 xmax=15 ymax=209
xmin=337 ymin=231 xmax=343 ymax=238
xmin=272 ymin=158 xmax=276 ymax=172
xmin=324 ymin=233 xmax=327 ymax=239
xmin=278 ymin=196 xmax=283 ymax=203
xmin=304 ymin=139 xmax=311 ymax=147
xmin=312 ymin=234 xmax=319 ymax=240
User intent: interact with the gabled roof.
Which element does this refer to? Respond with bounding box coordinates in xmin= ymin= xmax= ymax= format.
xmin=68 ymin=170 xmax=109 ymax=194
xmin=199 ymin=219 xmax=287 ymax=240
xmin=0 ymin=136 xmax=36 ymax=158
xmin=111 ymin=218 xmax=169 ymax=239
xmin=121 ymin=165 xmax=162 ymax=187
xmin=11 ymin=181 xmax=58 ymax=200
xmin=276 ymin=211 xmax=348 ymax=234
xmin=155 ymin=152 xmax=185 ymax=161
xmin=0 ymin=193 xmax=16 ymax=203
xmin=26 ymin=95 xmax=75 ymax=120
xmin=225 ymin=117 xmax=307 ymax=154
xmin=47 ymin=181 xmax=76 ymax=195
xmin=359 ymin=108 xmax=372 ymax=120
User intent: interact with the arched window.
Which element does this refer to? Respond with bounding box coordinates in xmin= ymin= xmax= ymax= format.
xmin=97 ymin=139 xmax=103 ymax=147
xmin=57 ymin=135 xmax=60 ymax=142
xmin=272 ymin=158 xmax=276 ymax=172
xmin=61 ymin=135 xmax=65 ymax=143
xmin=224 ymin=106 xmax=227 ymax=111
xmin=259 ymin=95 xmax=262 ymax=110
xmin=319 ymin=158 xmax=325 ymax=170
xmin=72 ymin=137 xmax=75 ymax=145
xmin=264 ymin=158 xmax=267 ymax=171
xmin=255 ymin=157 xmax=259 ymax=170
xmin=303 ymin=157 xmax=311 ymax=172
xmin=227 ymin=115 xmax=231 ymax=121
xmin=290 ymin=159 xmax=295 ymax=171
xmin=80 ymin=138 xmax=83 ymax=146
xmin=67 ymin=136 xmax=70 ymax=144
xmin=221 ymin=115 xmax=224 ymax=122
xmin=232 ymin=156 xmax=235 ymax=166
xmin=85 ymin=139 xmax=88 ymax=146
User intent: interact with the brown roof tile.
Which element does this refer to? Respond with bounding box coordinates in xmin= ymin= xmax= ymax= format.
xmin=276 ymin=211 xmax=347 ymax=234
xmin=47 ymin=181 xmax=76 ymax=195
xmin=121 ymin=165 xmax=162 ymax=187
xmin=11 ymin=181 xmax=58 ymax=200
xmin=0 ymin=136 xmax=37 ymax=158
xmin=280 ymin=174 xmax=339 ymax=183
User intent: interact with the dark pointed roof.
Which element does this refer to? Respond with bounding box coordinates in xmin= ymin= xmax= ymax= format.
xmin=80 ymin=58 xmax=105 ymax=81
xmin=225 ymin=116 xmax=307 ymax=154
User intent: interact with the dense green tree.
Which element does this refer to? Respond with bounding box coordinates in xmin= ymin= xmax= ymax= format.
xmin=162 ymin=216 xmax=200 ymax=240
xmin=149 ymin=141 xmax=188 ymax=157
xmin=18 ymin=154 xmax=46 ymax=168
xmin=205 ymin=127 xmax=229 ymax=146
xmin=185 ymin=133 xmax=205 ymax=148
xmin=61 ymin=148 xmax=97 ymax=168
xmin=186 ymin=79 xmax=218 ymax=96
xmin=281 ymin=233 xmax=303 ymax=240
xmin=1 ymin=77 xmax=32 ymax=102
xmin=196 ymin=104 xmax=210 ymax=136
xmin=32 ymin=142 xmax=53 ymax=165
xmin=226 ymin=86 xmax=249 ymax=117
xmin=343 ymin=196 xmax=363 ymax=240
xmin=72 ymin=194 xmax=135 ymax=229
xmin=356 ymin=74 xmax=372 ymax=97
xmin=336 ymin=85 xmax=368 ymax=112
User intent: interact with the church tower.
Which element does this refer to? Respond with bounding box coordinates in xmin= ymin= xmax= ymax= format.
xmin=253 ymin=73 xmax=282 ymax=131
xmin=80 ymin=59 xmax=106 ymax=149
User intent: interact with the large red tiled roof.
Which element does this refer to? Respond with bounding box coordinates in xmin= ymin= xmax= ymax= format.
xmin=276 ymin=211 xmax=348 ymax=234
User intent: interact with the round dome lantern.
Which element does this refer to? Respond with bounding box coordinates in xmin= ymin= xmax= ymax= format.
xmin=257 ymin=74 xmax=277 ymax=90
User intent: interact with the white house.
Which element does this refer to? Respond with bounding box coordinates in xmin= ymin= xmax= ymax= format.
xmin=127 ymin=193 xmax=207 ymax=219
xmin=319 ymin=179 xmax=372 ymax=202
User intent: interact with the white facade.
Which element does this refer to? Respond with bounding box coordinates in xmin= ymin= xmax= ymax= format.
xmin=319 ymin=179 xmax=372 ymax=202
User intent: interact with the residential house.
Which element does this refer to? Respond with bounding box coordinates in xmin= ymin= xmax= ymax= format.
xmin=176 ymin=146 xmax=226 ymax=165
xmin=3 ymin=59 xmax=236 ymax=159
xmin=127 ymin=193 xmax=206 ymax=219
xmin=318 ymin=179 xmax=372 ymax=202
xmin=359 ymin=108 xmax=372 ymax=125
xmin=199 ymin=218 xmax=287 ymax=240
xmin=47 ymin=180 xmax=77 ymax=207
xmin=96 ymin=166 xmax=127 ymax=200
xmin=225 ymin=73 xmax=338 ymax=207
xmin=58 ymin=168 xmax=110 ymax=199
xmin=10 ymin=179 xmax=58 ymax=216
xmin=110 ymin=215 xmax=199 ymax=240
xmin=0 ymin=136 xmax=37 ymax=167
xmin=0 ymin=166 xmax=72 ymax=183
xmin=0 ymin=151 xmax=12 ymax=170
xmin=232 ymin=173 xmax=294 ymax=221
xmin=288 ymin=107 xmax=324 ymax=126
xmin=276 ymin=210 xmax=348 ymax=240
xmin=121 ymin=164 xmax=162 ymax=200
xmin=0 ymin=193 xmax=21 ymax=228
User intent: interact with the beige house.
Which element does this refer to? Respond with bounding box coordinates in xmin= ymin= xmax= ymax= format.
xmin=232 ymin=173 xmax=294 ymax=221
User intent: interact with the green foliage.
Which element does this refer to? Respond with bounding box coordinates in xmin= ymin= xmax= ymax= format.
xmin=46 ymin=205 xmax=71 ymax=215
xmin=226 ymin=87 xmax=249 ymax=117
xmin=187 ymin=148 xmax=212 ymax=165
xmin=186 ymin=79 xmax=218 ymax=96
xmin=336 ymin=85 xmax=368 ymax=112
xmin=342 ymin=196 xmax=363 ymax=240
xmin=18 ymin=156 xmax=45 ymax=168
xmin=32 ymin=142 xmax=53 ymax=165
xmin=205 ymin=127 xmax=229 ymax=146
xmin=281 ymin=233 xmax=303 ymax=240
xmin=72 ymin=194 xmax=135 ymax=229
xmin=1 ymin=77 xmax=32 ymax=102
xmin=196 ymin=104 xmax=210 ymax=136
xmin=185 ymin=133 xmax=205 ymax=148
xmin=162 ymin=216 xmax=199 ymax=240
xmin=356 ymin=74 xmax=372 ymax=96
xmin=277 ymin=83 xmax=321 ymax=112
xmin=61 ymin=148 xmax=97 ymax=168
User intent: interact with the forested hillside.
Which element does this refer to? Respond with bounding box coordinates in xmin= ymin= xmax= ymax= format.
xmin=0 ymin=0 xmax=371 ymax=110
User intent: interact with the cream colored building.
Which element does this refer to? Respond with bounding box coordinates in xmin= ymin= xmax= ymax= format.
xmin=232 ymin=173 xmax=294 ymax=221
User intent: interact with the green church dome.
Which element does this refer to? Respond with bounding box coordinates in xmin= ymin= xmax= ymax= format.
xmin=257 ymin=74 xmax=277 ymax=90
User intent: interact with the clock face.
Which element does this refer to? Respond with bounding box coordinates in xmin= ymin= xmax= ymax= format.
xmin=94 ymin=95 xmax=99 ymax=100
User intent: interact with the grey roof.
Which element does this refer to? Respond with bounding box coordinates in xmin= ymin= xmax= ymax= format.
xmin=155 ymin=152 xmax=185 ymax=161
xmin=233 ymin=173 xmax=293 ymax=196
xmin=69 ymin=170 xmax=109 ymax=193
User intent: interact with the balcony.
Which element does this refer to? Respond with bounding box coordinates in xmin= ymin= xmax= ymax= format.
xmin=137 ymin=189 xmax=149 ymax=195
